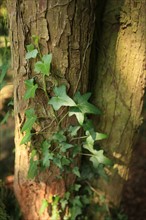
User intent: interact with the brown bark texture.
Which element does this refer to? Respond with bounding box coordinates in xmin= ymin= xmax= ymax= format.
xmin=7 ymin=0 xmax=96 ymax=219
xmin=93 ymin=0 xmax=146 ymax=206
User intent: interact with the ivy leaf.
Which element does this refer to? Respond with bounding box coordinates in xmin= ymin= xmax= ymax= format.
xmin=25 ymin=108 xmax=36 ymax=118
xmin=0 ymin=111 xmax=10 ymax=125
xmin=21 ymin=108 xmax=37 ymax=132
xmin=26 ymin=44 xmax=34 ymax=51
xmin=0 ymin=63 xmax=9 ymax=89
xmin=32 ymin=35 xmax=39 ymax=47
xmin=61 ymin=157 xmax=71 ymax=166
xmin=83 ymin=131 xmax=107 ymax=154
xmin=52 ymin=130 xmax=66 ymax=143
xmin=90 ymin=150 xmax=112 ymax=167
xmin=53 ymin=156 xmax=62 ymax=169
xmin=74 ymin=184 xmax=81 ymax=192
xmin=48 ymin=85 xmax=76 ymax=110
xmin=60 ymin=199 xmax=68 ymax=210
xmin=72 ymin=145 xmax=81 ymax=158
xmin=60 ymin=143 xmax=73 ymax=153
xmin=72 ymin=167 xmax=80 ymax=177
xmin=69 ymin=107 xmax=84 ymax=125
xmin=26 ymin=44 xmax=38 ymax=59
xmin=70 ymin=196 xmax=82 ymax=220
xmin=24 ymin=79 xmax=38 ymax=99
xmin=68 ymin=126 xmax=81 ymax=137
xmin=74 ymin=91 xmax=101 ymax=115
xmin=39 ymin=199 xmax=48 ymax=215
xmin=34 ymin=54 xmax=52 ymax=76
xmin=20 ymin=130 xmax=31 ymax=145
xmin=86 ymin=130 xmax=108 ymax=141
xmin=97 ymin=164 xmax=109 ymax=181
xmin=41 ymin=141 xmax=53 ymax=168
xmin=27 ymin=159 xmax=38 ymax=179
xmin=83 ymin=119 xmax=94 ymax=132
xmin=27 ymin=150 xmax=38 ymax=179
xmin=21 ymin=116 xmax=37 ymax=132
xmin=95 ymin=132 xmax=108 ymax=140
xmin=42 ymin=153 xmax=53 ymax=168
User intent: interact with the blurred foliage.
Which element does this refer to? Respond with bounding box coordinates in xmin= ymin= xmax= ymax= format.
xmin=0 ymin=0 xmax=8 ymax=36
xmin=0 ymin=0 xmax=10 ymax=67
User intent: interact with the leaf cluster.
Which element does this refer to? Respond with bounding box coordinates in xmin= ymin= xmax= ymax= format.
xmin=20 ymin=38 xmax=113 ymax=219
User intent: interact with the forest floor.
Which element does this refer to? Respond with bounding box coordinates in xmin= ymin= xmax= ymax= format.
xmin=0 ymin=104 xmax=146 ymax=220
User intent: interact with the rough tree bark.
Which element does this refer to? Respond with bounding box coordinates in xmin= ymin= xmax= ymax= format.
xmin=7 ymin=0 xmax=96 ymax=219
xmin=92 ymin=0 xmax=145 ymax=208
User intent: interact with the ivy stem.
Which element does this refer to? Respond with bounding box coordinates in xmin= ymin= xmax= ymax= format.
xmin=58 ymin=111 xmax=69 ymax=125
xmin=78 ymin=152 xmax=93 ymax=157
xmin=70 ymin=136 xmax=87 ymax=141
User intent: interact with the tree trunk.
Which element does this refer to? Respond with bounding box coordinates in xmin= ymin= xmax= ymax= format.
xmin=7 ymin=0 xmax=96 ymax=219
xmin=92 ymin=0 xmax=145 ymax=207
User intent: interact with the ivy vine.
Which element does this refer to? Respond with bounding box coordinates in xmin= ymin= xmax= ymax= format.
xmin=20 ymin=36 xmax=113 ymax=220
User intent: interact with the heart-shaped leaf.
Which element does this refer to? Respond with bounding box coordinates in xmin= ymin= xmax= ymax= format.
xmin=34 ymin=54 xmax=52 ymax=76
xmin=48 ymin=85 xmax=76 ymax=110
xmin=26 ymin=44 xmax=38 ymax=59
xmin=24 ymin=79 xmax=38 ymax=99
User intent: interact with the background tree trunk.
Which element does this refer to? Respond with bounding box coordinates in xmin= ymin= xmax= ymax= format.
xmin=92 ymin=0 xmax=145 ymax=208
xmin=7 ymin=0 xmax=96 ymax=219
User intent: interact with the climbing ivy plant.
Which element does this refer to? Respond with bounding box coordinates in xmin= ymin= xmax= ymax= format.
xmin=20 ymin=36 xmax=113 ymax=219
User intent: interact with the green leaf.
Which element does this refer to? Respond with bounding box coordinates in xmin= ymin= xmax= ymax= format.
xmin=34 ymin=54 xmax=52 ymax=76
xmin=27 ymin=150 xmax=38 ymax=179
xmin=39 ymin=199 xmax=48 ymax=215
xmin=26 ymin=44 xmax=38 ymax=59
xmin=95 ymin=132 xmax=108 ymax=140
xmin=41 ymin=140 xmax=51 ymax=149
xmin=32 ymin=35 xmax=39 ymax=47
xmin=61 ymin=157 xmax=71 ymax=166
xmin=60 ymin=199 xmax=68 ymax=210
xmin=74 ymin=91 xmax=101 ymax=115
xmin=48 ymin=85 xmax=76 ymax=110
xmin=90 ymin=150 xmax=112 ymax=167
xmin=60 ymin=143 xmax=73 ymax=153
xmin=0 ymin=64 xmax=8 ymax=82
xmin=0 ymin=111 xmax=10 ymax=125
xmin=24 ymin=79 xmax=38 ymax=99
xmin=72 ymin=145 xmax=81 ymax=158
xmin=83 ymin=135 xmax=94 ymax=154
xmin=20 ymin=131 xmax=31 ymax=145
xmin=27 ymin=159 xmax=38 ymax=179
xmin=97 ymin=164 xmax=109 ymax=181
xmin=0 ymin=64 xmax=9 ymax=89
xmin=86 ymin=130 xmax=108 ymax=141
xmin=41 ymin=140 xmax=53 ymax=167
xmin=26 ymin=44 xmax=34 ymax=51
xmin=69 ymin=107 xmax=84 ymax=125
xmin=74 ymin=184 xmax=81 ymax=192
xmin=25 ymin=108 xmax=36 ymax=118
xmin=42 ymin=153 xmax=53 ymax=168
xmin=21 ymin=108 xmax=37 ymax=132
xmin=52 ymin=131 xmax=66 ymax=143
xmin=83 ymin=119 xmax=94 ymax=131
xmin=53 ymin=156 xmax=62 ymax=169
xmin=83 ymin=131 xmax=107 ymax=155
xmin=21 ymin=116 xmax=37 ymax=132
xmin=26 ymin=49 xmax=38 ymax=59
xmin=72 ymin=167 xmax=80 ymax=177
xmin=70 ymin=196 xmax=82 ymax=220
xmin=68 ymin=126 xmax=81 ymax=137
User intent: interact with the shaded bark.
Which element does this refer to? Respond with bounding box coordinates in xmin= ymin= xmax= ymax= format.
xmin=93 ymin=0 xmax=145 ymax=207
xmin=7 ymin=0 xmax=96 ymax=219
